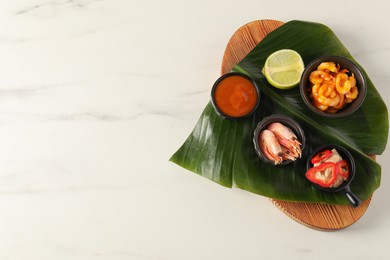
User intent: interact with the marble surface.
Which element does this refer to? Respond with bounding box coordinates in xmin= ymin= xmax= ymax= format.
xmin=0 ymin=0 xmax=389 ymax=259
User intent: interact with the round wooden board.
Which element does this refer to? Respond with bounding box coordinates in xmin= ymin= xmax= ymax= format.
xmin=221 ymin=19 xmax=372 ymax=231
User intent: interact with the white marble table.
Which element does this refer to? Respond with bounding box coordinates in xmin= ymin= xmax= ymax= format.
xmin=0 ymin=0 xmax=389 ymax=259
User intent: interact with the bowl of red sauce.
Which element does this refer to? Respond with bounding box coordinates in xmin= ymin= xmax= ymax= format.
xmin=211 ymin=72 xmax=260 ymax=119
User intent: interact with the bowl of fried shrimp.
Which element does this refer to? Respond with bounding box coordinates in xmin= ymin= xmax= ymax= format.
xmin=299 ymin=55 xmax=367 ymax=117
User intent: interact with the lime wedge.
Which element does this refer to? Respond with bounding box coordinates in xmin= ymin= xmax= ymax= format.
xmin=262 ymin=49 xmax=305 ymax=89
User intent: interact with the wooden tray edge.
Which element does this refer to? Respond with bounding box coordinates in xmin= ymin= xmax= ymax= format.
xmin=220 ymin=19 xmax=373 ymax=230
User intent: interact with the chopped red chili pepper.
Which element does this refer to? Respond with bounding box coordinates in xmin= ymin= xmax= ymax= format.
xmin=311 ymin=149 xmax=333 ymax=164
xmin=336 ymin=160 xmax=350 ymax=180
xmin=305 ymin=162 xmax=338 ymax=188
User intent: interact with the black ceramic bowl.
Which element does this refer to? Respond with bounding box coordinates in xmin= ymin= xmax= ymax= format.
xmin=253 ymin=115 xmax=305 ymax=166
xmin=211 ymin=72 xmax=260 ymax=120
xmin=299 ymin=55 xmax=367 ymax=118
xmin=306 ymin=144 xmax=361 ymax=207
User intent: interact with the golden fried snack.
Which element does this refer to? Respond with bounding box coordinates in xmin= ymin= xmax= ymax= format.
xmin=308 ymin=62 xmax=358 ymax=113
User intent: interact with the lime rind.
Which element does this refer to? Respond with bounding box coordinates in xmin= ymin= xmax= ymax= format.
xmin=262 ymin=49 xmax=305 ymax=89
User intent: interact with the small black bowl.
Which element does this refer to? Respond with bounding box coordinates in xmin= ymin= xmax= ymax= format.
xmin=299 ymin=55 xmax=367 ymax=117
xmin=211 ymin=72 xmax=260 ymax=120
xmin=306 ymin=144 xmax=361 ymax=207
xmin=253 ymin=115 xmax=305 ymax=166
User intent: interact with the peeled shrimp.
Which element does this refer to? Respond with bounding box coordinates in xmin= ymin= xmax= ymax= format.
xmin=335 ymin=73 xmax=350 ymax=94
xmin=317 ymin=62 xmax=339 ymax=73
xmin=345 ymin=86 xmax=359 ymax=100
xmin=312 ymin=83 xmax=339 ymax=108
xmin=318 ymin=90 xmax=340 ymax=107
xmin=333 ymin=92 xmax=345 ymax=110
xmin=312 ymin=97 xmax=329 ymax=111
xmin=318 ymin=83 xmax=335 ymax=98
xmin=309 ymin=70 xmax=332 ymax=84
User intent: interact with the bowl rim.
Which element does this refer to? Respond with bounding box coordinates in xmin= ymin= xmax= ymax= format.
xmin=253 ymin=114 xmax=306 ymax=166
xmin=211 ymin=72 xmax=261 ymax=120
xmin=299 ymin=55 xmax=367 ymax=118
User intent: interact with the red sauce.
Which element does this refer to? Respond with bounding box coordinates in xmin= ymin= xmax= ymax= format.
xmin=214 ymin=75 xmax=258 ymax=117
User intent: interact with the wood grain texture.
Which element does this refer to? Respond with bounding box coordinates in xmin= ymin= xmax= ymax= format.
xmin=220 ymin=19 xmax=371 ymax=230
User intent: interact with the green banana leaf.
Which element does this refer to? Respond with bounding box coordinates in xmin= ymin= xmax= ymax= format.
xmin=170 ymin=20 xmax=389 ymax=204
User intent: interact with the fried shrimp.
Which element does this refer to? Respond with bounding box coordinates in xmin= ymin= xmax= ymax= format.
xmin=346 ymin=86 xmax=358 ymax=100
xmin=308 ymin=62 xmax=359 ymax=112
xmin=309 ymin=70 xmax=332 ymax=84
xmin=317 ymin=62 xmax=339 ymax=73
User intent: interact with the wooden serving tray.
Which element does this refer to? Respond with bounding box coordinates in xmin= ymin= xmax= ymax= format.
xmin=220 ymin=19 xmax=371 ymax=230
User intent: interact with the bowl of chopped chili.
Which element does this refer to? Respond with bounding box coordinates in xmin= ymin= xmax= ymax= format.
xmin=305 ymin=144 xmax=361 ymax=207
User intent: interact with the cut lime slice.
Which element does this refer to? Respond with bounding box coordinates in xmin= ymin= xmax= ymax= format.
xmin=262 ymin=49 xmax=305 ymax=89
